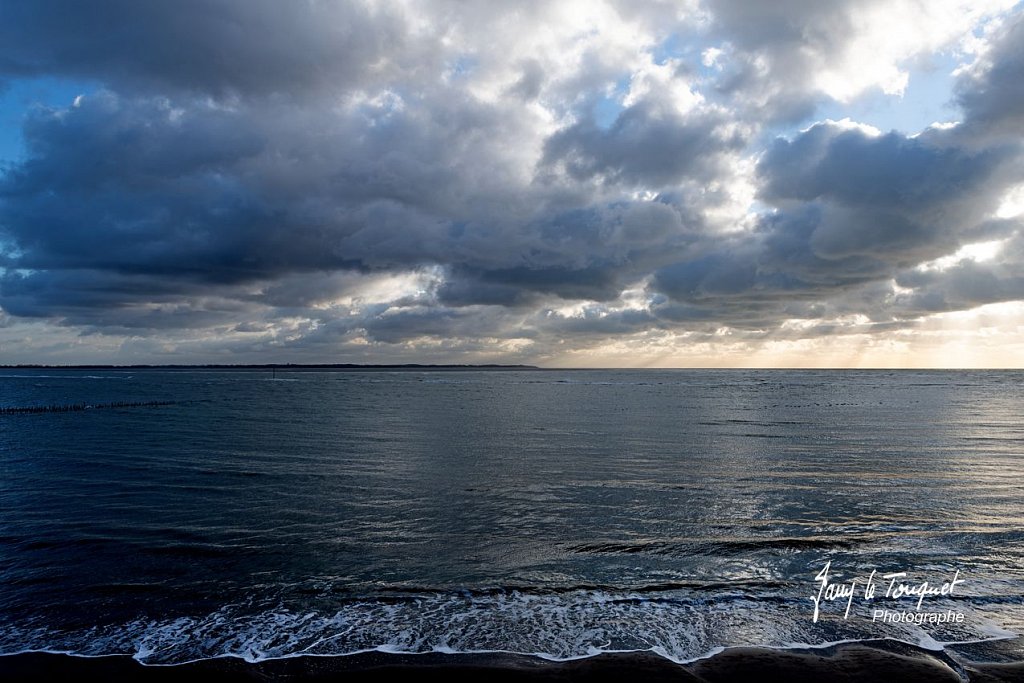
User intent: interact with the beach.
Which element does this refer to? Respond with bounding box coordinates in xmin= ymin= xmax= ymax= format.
xmin=4 ymin=640 xmax=1024 ymax=682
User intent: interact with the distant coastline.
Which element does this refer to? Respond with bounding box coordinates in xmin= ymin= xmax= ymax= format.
xmin=3 ymin=365 xmax=1022 ymax=371
xmin=0 ymin=363 xmax=540 ymax=371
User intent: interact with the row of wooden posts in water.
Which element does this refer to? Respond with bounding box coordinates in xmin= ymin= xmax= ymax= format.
xmin=0 ymin=400 xmax=176 ymax=415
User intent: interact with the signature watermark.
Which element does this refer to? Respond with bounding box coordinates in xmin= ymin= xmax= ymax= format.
xmin=810 ymin=560 xmax=965 ymax=623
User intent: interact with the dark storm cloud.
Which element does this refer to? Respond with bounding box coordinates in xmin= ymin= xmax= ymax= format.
xmin=956 ymin=14 xmax=1024 ymax=137
xmin=358 ymin=306 xmax=470 ymax=344
xmin=2 ymin=79 xmax=708 ymax=329
xmin=0 ymin=268 xmax=252 ymax=331
xmin=0 ymin=93 xmax=344 ymax=281
xmin=12 ymin=92 xmax=264 ymax=192
xmin=899 ymin=261 xmax=1024 ymax=313
xmin=0 ymin=0 xmax=416 ymax=96
xmin=436 ymin=276 xmax=533 ymax=308
xmin=760 ymin=126 xmax=1002 ymax=212
xmin=436 ymin=199 xmax=706 ymax=306
xmin=650 ymin=112 xmax=1023 ymax=326
xmin=542 ymin=100 xmax=745 ymax=188
xmin=0 ymin=86 xmax=540 ymax=289
xmin=892 ymin=224 xmax=1024 ymax=315
xmin=473 ymin=264 xmax=624 ymax=301
xmin=757 ymin=123 xmax=1014 ymax=260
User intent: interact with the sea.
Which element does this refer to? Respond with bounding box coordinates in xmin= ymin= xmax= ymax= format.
xmin=1 ymin=368 xmax=1022 ymax=665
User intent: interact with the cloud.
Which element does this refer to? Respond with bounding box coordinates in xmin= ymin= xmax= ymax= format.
xmin=704 ymin=0 xmax=1016 ymax=118
xmin=893 ymin=226 xmax=1024 ymax=314
xmin=0 ymin=1 xmax=1022 ymax=363
xmin=758 ymin=121 xmax=1014 ymax=258
xmin=956 ymin=13 xmax=1024 ymax=137
xmin=648 ymin=111 xmax=1023 ymax=329
xmin=0 ymin=0 xmax=420 ymax=97
xmin=542 ymin=99 xmax=746 ymax=188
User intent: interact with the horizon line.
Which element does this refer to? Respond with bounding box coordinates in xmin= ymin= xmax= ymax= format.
xmin=2 ymin=364 xmax=1022 ymax=371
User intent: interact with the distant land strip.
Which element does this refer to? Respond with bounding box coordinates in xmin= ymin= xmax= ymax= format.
xmin=0 ymin=400 xmax=177 ymax=415
xmin=1 ymin=363 xmax=539 ymax=371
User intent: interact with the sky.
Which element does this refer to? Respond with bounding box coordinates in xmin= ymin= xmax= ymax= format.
xmin=1 ymin=1 xmax=1024 ymax=367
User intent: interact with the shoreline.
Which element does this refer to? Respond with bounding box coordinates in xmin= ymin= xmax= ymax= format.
xmin=3 ymin=640 xmax=1022 ymax=682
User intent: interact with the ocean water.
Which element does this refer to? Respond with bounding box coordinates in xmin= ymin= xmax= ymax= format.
xmin=1 ymin=369 xmax=1022 ymax=664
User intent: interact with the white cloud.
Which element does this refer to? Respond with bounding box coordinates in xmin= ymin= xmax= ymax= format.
xmin=814 ymin=0 xmax=1015 ymax=101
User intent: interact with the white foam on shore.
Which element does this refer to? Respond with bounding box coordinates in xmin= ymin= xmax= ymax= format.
xmin=1 ymin=590 xmax=1019 ymax=666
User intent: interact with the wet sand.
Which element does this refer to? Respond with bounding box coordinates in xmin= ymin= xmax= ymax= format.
xmin=3 ymin=640 xmax=1023 ymax=682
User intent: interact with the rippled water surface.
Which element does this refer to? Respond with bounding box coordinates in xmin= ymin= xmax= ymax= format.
xmin=1 ymin=369 xmax=1022 ymax=662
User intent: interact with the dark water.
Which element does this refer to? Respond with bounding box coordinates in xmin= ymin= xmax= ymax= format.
xmin=1 ymin=369 xmax=1022 ymax=663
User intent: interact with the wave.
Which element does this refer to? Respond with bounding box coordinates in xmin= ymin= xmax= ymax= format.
xmin=566 ymin=536 xmax=860 ymax=556
xmin=0 ymin=589 xmax=1017 ymax=665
